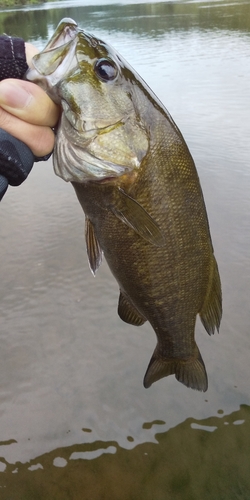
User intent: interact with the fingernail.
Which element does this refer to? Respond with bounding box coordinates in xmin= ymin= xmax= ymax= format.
xmin=0 ymin=80 xmax=33 ymax=109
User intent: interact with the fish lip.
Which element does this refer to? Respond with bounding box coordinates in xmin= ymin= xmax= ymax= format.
xmin=25 ymin=19 xmax=80 ymax=91
xmin=25 ymin=38 xmax=78 ymax=91
xmin=44 ymin=18 xmax=79 ymax=51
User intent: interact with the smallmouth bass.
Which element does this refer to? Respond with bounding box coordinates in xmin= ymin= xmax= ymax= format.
xmin=27 ymin=18 xmax=222 ymax=391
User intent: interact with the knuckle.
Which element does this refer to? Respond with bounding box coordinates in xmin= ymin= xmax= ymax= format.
xmin=0 ymin=107 xmax=13 ymax=129
xmin=30 ymin=127 xmax=55 ymax=157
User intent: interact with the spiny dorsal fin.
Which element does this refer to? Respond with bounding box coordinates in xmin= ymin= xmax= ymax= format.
xmin=118 ymin=292 xmax=146 ymax=326
xmin=85 ymin=216 xmax=103 ymax=276
xmin=109 ymin=188 xmax=165 ymax=247
xmin=199 ymin=256 xmax=222 ymax=335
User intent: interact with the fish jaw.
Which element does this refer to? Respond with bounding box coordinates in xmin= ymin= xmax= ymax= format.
xmin=43 ymin=18 xmax=78 ymax=51
xmin=26 ymin=19 xmax=79 ymax=101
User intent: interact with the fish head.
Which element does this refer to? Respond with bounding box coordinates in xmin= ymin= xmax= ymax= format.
xmin=26 ymin=18 xmax=149 ymax=182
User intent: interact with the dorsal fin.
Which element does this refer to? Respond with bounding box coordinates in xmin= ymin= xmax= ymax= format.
xmin=118 ymin=292 xmax=146 ymax=326
xmin=85 ymin=216 xmax=103 ymax=276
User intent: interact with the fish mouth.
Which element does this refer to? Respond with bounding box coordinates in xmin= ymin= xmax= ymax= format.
xmin=25 ymin=18 xmax=80 ymax=96
xmin=43 ymin=18 xmax=78 ymax=50
xmin=26 ymin=18 xmax=102 ymax=103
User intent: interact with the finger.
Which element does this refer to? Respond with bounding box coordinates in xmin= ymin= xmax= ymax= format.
xmin=0 ymin=79 xmax=60 ymax=127
xmin=0 ymin=107 xmax=55 ymax=157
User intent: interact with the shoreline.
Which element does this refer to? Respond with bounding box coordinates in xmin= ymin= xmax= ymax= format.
xmin=0 ymin=0 xmax=46 ymax=6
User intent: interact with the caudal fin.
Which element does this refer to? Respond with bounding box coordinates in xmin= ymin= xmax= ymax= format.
xmin=143 ymin=345 xmax=208 ymax=392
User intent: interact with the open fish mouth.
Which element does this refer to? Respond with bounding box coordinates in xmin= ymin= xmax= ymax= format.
xmin=26 ymin=18 xmax=80 ymax=97
xmin=43 ymin=18 xmax=78 ymax=50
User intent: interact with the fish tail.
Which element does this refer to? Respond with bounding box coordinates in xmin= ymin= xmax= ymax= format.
xmin=143 ymin=344 xmax=208 ymax=392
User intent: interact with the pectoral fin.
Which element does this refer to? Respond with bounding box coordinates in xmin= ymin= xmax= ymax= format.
xmin=118 ymin=292 xmax=146 ymax=326
xmin=85 ymin=216 xmax=103 ymax=275
xmin=109 ymin=188 xmax=165 ymax=247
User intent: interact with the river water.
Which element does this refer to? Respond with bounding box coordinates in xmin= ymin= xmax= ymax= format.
xmin=0 ymin=1 xmax=250 ymax=498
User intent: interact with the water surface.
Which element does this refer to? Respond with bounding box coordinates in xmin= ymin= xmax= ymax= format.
xmin=0 ymin=0 xmax=250 ymax=498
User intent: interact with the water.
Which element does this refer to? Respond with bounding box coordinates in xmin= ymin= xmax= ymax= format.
xmin=0 ymin=0 xmax=250 ymax=498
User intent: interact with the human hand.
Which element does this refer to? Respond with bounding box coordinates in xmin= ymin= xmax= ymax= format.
xmin=0 ymin=40 xmax=61 ymax=199
xmin=0 ymin=79 xmax=59 ymax=157
xmin=0 ymin=43 xmax=60 ymax=157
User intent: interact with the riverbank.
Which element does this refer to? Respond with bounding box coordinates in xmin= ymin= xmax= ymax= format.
xmin=0 ymin=0 xmax=46 ymax=6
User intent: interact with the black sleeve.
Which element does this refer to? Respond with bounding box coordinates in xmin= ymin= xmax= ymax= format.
xmin=0 ymin=35 xmax=28 ymax=81
xmin=0 ymin=36 xmax=52 ymax=200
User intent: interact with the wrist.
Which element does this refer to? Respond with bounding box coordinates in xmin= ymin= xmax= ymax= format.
xmin=0 ymin=36 xmax=28 ymax=81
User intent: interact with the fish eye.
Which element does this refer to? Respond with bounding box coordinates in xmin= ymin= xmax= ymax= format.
xmin=94 ymin=58 xmax=118 ymax=82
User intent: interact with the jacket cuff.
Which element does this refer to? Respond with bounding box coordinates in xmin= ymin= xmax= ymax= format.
xmin=0 ymin=35 xmax=28 ymax=81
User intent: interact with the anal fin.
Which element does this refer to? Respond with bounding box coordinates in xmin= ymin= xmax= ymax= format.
xmin=118 ymin=292 xmax=146 ymax=326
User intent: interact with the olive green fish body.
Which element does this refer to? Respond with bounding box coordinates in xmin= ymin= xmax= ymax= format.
xmin=26 ymin=19 xmax=222 ymax=391
xmin=72 ymin=107 xmax=221 ymax=391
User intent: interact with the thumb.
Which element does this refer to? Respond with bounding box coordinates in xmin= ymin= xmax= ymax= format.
xmin=0 ymin=79 xmax=59 ymax=127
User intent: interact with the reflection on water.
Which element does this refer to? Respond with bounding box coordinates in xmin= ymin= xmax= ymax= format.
xmin=0 ymin=405 xmax=250 ymax=499
xmin=0 ymin=0 xmax=250 ymax=48
xmin=0 ymin=0 xmax=250 ymax=498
